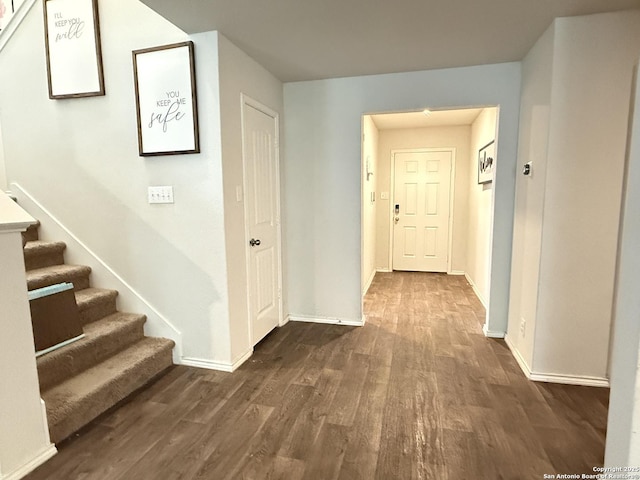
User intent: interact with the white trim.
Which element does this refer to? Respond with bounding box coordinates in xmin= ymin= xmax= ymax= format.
xmin=362 ymin=268 xmax=376 ymax=295
xmin=465 ymin=272 xmax=487 ymax=308
xmin=0 ymin=0 xmax=38 ymax=54
xmin=240 ymin=95 xmax=284 ymax=347
xmin=505 ymin=334 xmax=532 ymax=375
xmin=482 ymin=323 xmax=505 ymax=338
xmin=288 ymin=314 xmax=365 ymax=327
xmin=35 ymin=333 xmax=85 ymax=358
xmin=181 ymin=349 xmax=253 ymax=373
xmin=449 ymin=270 xmax=465 ymax=276
xmin=10 ymin=183 xmax=184 ymax=363
xmin=529 ymin=372 xmax=610 ymax=388
xmin=40 ymin=398 xmax=52 ymax=444
xmin=1 ymin=444 xmax=57 ymax=480
xmin=0 ymin=191 xmax=37 ymax=233
xmin=376 ymin=268 xmax=392 ymax=273
xmin=504 ymin=334 xmax=610 ymax=388
xmin=389 ymin=147 xmax=456 ymax=273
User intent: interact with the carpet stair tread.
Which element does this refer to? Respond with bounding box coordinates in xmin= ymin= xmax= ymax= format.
xmin=37 ymin=312 xmax=147 ymax=391
xmin=20 ymin=221 xmax=175 ymax=444
xmin=26 ymin=264 xmax=92 ymax=291
xmin=43 ymin=337 xmax=175 ymax=443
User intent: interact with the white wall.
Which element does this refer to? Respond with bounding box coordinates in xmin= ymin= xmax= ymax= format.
xmin=535 ymin=11 xmax=640 ymax=380
xmin=361 ymin=116 xmax=379 ymax=293
xmin=284 ymin=63 xmax=521 ymax=330
xmin=0 ymin=196 xmax=55 ymax=480
xmin=0 ymin=118 xmax=6 ymax=191
xmin=467 ymin=108 xmax=498 ymax=306
xmin=0 ymin=0 xmax=25 ymax=30
xmin=606 ymin=61 xmax=640 ymax=468
xmin=507 ymin=23 xmax=555 ymax=369
xmin=374 ymin=125 xmax=471 ymax=273
xmin=217 ymin=33 xmax=284 ymax=363
xmin=507 ymin=11 xmax=640 ymax=383
xmin=0 ymin=1 xmax=236 ymax=365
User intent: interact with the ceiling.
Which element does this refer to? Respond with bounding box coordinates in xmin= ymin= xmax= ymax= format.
xmin=141 ymin=0 xmax=640 ymax=82
xmin=371 ymin=108 xmax=484 ymax=130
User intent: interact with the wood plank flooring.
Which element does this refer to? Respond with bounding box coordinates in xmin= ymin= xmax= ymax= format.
xmin=25 ymin=272 xmax=609 ymax=479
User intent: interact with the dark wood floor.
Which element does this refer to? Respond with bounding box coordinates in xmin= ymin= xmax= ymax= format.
xmin=25 ymin=272 xmax=609 ymax=480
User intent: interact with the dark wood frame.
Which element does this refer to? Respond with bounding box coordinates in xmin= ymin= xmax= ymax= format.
xmin=43 ymin=0 xmax=105 ymax=99
xmin=132 ymin=41 xmax=200 ymax=157
xmin=478 ymin=140 xmax=495 ymax=184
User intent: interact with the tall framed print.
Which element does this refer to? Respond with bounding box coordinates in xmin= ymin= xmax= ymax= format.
xmin=478 ymin=140 xmax=495 ymax=184
xmin=43 ymin=0 xmax=105 ymax=99
xmin=132 ymin=41 xmax=200 ymax=157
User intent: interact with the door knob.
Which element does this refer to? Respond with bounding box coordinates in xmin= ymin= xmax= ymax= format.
xmin=249 ymin=238 xmax=261 ymax=247
xmin=394 ymin=217 xmax=400 ymax=224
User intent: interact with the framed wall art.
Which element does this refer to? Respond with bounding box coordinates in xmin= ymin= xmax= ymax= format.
xmin=43 ymin=0 xmax=105 ymax=99
xmin=478 ymin=140 xmax=495 ymax=184
xmin=132 ymin=41 xmax=199 ymax=156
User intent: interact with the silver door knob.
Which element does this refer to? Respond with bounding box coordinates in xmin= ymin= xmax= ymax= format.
xmin=394 ymin=217 xmax=399 ymax=224
xmin=249 ymin=238 xmax=261 ymax=247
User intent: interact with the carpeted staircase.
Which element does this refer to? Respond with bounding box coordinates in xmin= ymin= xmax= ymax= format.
xmin=22 ymin=222 xmax=175 ymax=444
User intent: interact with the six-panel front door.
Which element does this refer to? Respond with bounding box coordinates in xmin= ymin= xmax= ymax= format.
xmin=392 ymin=150 xmax=453 ymax=272
xmin=243 ymin=100 xmax=281 ymax=346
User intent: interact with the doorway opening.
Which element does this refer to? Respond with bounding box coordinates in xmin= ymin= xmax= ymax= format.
xmin=361 ymin=106 xmax=499 ymax=326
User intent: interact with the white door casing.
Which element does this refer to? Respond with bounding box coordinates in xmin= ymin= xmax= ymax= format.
xmin=241 ymin=96 xmax=282 ymax=346
xmin=392 ymin=149 xmax=454 ymax=272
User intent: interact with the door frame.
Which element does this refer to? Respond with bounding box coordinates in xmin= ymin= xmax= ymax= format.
xmin=388 ymin=147 xmax=457 ymax=273
xmin=240 ymin=94 xmax=285 ymax=348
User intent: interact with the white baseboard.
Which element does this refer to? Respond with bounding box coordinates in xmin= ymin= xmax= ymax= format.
xmin=362 ymin=269 xmax=376 ymax=295
xmin=529 ymin=372 xmax=609 ymax=388
xmin=465 ymin=272 xmax=487 ymax=309
xmin=11 ymin=183 xmax=184 ymax=363
xmin=2 ymin=444 xmax=57 ymax=480
xmin=279 ymin=315 xmax=290 ymax=327
xmin=483 ymin=323 xmax=505 ymax=338
xmin=376 ymin=268 xmax=392 ymax=273
xmin=449 ymin=270 xmax=465 ymax=276
xmin=504 ymin=334 xmax=532 ymax=376
xmin=288 ymin=314 xmax=365 ymax=327
xmin=181 ymin=349 xmax=253 ymax=373
xmin=504 ymin=334 xmax=610 ymax=388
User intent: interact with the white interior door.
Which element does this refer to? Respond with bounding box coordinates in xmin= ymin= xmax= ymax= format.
xmin=242 ymin=99 xmax=281 ymax=346
xmin=392 ymin=150 xmax=453 ymax=272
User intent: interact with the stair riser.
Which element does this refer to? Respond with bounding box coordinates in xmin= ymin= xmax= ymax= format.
xmin=22 ymin=225 xmax=39 ymax=243
xmin=79 ymin=296 xmax=118 ymax=326
xmin=24 ymin=251 xmax=65 ymax=271
xmin=38 ymin=321 xmax=146 ymax=391
xmin=47 ymin=343 xmax=174 ymax=444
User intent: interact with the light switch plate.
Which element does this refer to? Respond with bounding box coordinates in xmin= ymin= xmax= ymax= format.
xmin=148 ymin=186 xmax=174 ymax=204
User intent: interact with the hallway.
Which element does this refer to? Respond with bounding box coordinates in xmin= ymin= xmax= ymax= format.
xmin=25 ymin=272 xmax=609 ymax=479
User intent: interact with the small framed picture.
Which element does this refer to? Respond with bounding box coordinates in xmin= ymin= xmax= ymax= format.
xmin=478 ymin=140 xmax=495 ymax=184
xmin=132 ymin=41 xmax=200 ymax=157
xmin=43 ymin=0 xmax=105 ymax=99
